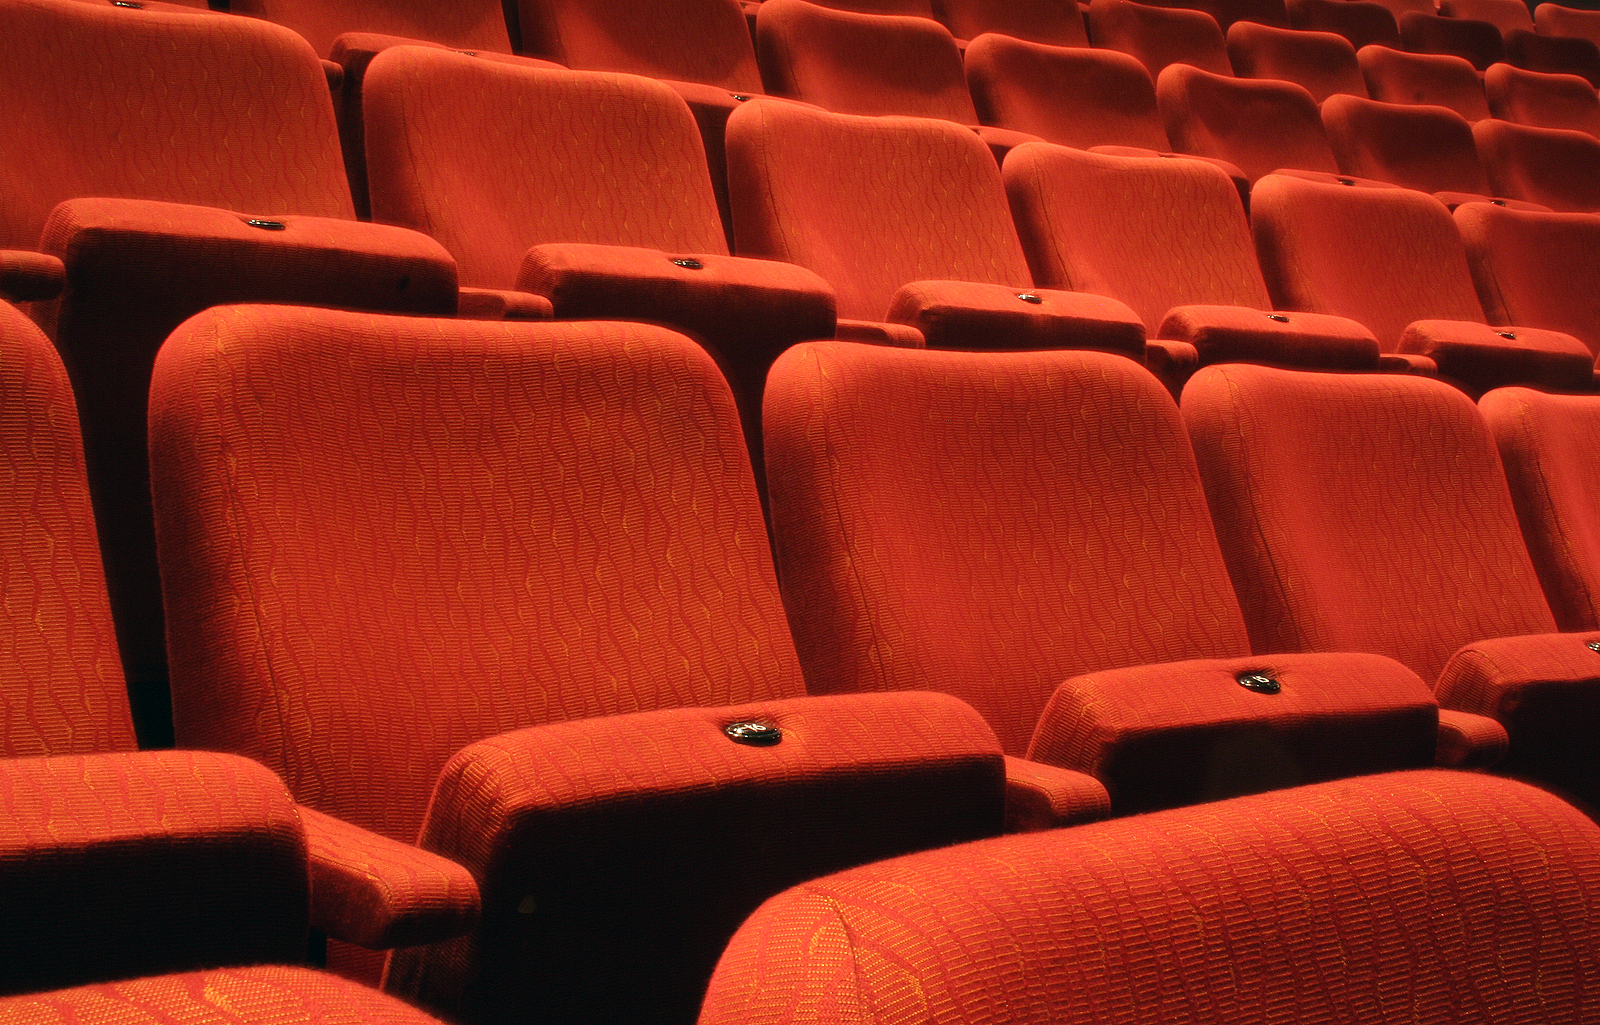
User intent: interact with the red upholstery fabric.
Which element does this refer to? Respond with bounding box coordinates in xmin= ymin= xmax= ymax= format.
xmin=1227 ymin=21 xmax=1367 ymax=101
xmin=514 ymin=0 xmax=761 ymax=91
xmin=1250 ymin=172 xmax=1488 ymax=351
xmin=1398 ymin=319 xmax=1594 ymax=395
xmin=1436 ymin=631 xmax=1600 ymax=806
xmin=226 ymin=0 xmax=511 ymax=57
xmin=0 ymin=249 xmax=63 ymax=302
xmin=1479 ymin=388 xmax=1600 ymax=631
xmin=726 ymin=101 xmax=1034 ymax=321
xmin=966 ymin=35 xmax=1172 ymax=150
xmin=1323 ymin=95 xmax=1496 ymax=197
xmin=365 ymin=49 xmax=729 ymax=290
xmin=1538 ymin=2 xmax=1600 ymax=48
xmin=835 ymin=317 xmax=928 ymax=346
xmin=1001 ymin=755 xmax=1113 ymax=832
xmin=1029 ymin=651 xmax=1441 ymax=812
xmin=1182 ymin=363 xmax=1557 ymax=684
xmin=884 ymin=280 xmax=1147 ymax=355
xmin=764 ymin=342 xmax=1252 ymax=756
xmin=454 ymin=286 xmax=555 ymax=321
xmin=1441 ymin=0 xmax=1533 ymax=35
xmin=1366 ymin=0 xmax=1436 ymax=19
xmin=388 ymin=692 xmax=1008 ymax=1025
xmin=0 ymin=301 xmax=132 ymax=758
xmin=1505 ymin=27 xmax=1600 ymax=86
xmin=0 ymin=967 xmax=453 ymax=1025
xmin=1148 ymin=0 xmax=1291 ymax=31
xmin=1434 ymin=707 xmax=1510 ymax=767
xmin=937 ymin=0 xmax=1089 ymax=46
xmin=1159 ymin=305 xmax=1382 ymax=368
xmin=700 ymin=770 xmax=1600 ymax=1025
xmin=808 ymin=0 xmax=937 ymax=14
xmin=1357 ymin=44 xmax=1490 ymax=120
xmin=1158 ymin=64 xmax=1339 ymax=182
xmin=1474 ymin=118 xmax=1600 ymax=211
xmin=1087 ymin=0 xmax=1233 ymax=78
xmin=755 ymin=0 xmax=976 ymax=120
xmin=1401 ymin=10 xmax=1505 ymax=69
xmin=1288 ymin=0 xmax=1401 ymax=51
xmin=0 ymin=750 xmax=308 ymax=995
xmin=1486 ymin=63 xmax=1600 ymax=135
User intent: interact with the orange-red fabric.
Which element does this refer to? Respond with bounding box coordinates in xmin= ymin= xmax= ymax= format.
xmin=884 ymin=280 xmax=1147 ymax=355
xmin=726 ymin=101 xmax=1034 ymax=321
xmin=1159 ymin=305 xmax=1382 ymax=368
xmin=1443 ymin=0 xmax=1533 ymax=32
xmin=0 ymin=250 xmax=63 ymax=302
xmin=1434 ymin=707 xmax=1510 ymax=767
xmin=1029 ymin=651 xmax=1440 ymax=812
xmin=1366 ymin=0 xmax=1435 ymax=19
xmin=1323 ymin=95 xmax=1495 ymax=196
xmin=965 ymin=37 xmax=1170 ymax=150
xmin=1539 ymin=2 xmax=1600 ymax=45
xmin=755 ymin=0 xmax=976 ymax=120
xmin=1182 ymin=363 xmax=1557 ymax=684
xmin=1087 ymin=0 xmax=1233 ymax=78
xmin=938 ymin=0 xmax=1088 ymax=45
xmin=807 ymin=0 xmax=937 ymax=14
xmin=365 ymin=49 xmax=728 ymax=290
xmin=835 ymin=317 xmax=927 ymax=346
xmin=0 ymin=0 xmax=352 ymax=251
xmin=1357 ymin=44 xmax=1490 ymax=120
xmin=390 ymin=692 xmax=1007 ymax=1025
xmin=700 ymin=770 xmax=1600 ymax=1025
xmin=0 ymin=750 xmax=308 ymax=995
xmin=1227 ymin=21 xmax=1366 ymax=102
xmin=1139 ymin=0 xmax=1290 ymax=31
xmin=1400 ymin=10 xmax=1504 ymax=69
xmin=764 ymin=343 xmax=1252 ymax=756
xmin=0 ymin=967 xmax=453 ymax=1025
xmin=1250 ymin=172 xmax=1487 ymax=350
xmin=1435 ymin=631 xmax=1600 ymax=807
xmin=0 ymin=301 xmax=132 ymax=758
xmin=1486 ymin=63 xmax=1600 ymax=135
xmin=227 ymin=0 xmax=512 ymax=57
xmin=1159 ymin=64 xmax=1339 ymax=182
xmin=454 ymin=286 xmax=555 ymax=321
xmin=516 ymin=0 xmax=763 ymax=91
xmin=1000 ymin=755 xmax=1113 ymax=832
xmin=1480 ymin=388 xmax=1600 ymax=630
xmin=1505 ymin=27 xmax=1600 ymax=86
xmin=1289 ymin=0 xmax=1401 ymax=51
xmin=1398 ymin=319 xmax=1595 ymax=394
xmin=1474 ymin=118 xmax=1600 ymax=211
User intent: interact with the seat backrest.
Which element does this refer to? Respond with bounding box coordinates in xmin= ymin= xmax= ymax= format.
xmin=726 ymin=100 xmax=1033 ymax=321
xmin=1158 ymin=64 xmax=1339 ymax=182
xmin=364 ymin=48 xmax=728 ymax=290
xmin=1322 ymin=94 xmax=1494 ymax=195
xmin=808 ymin=0 xmax=937 ymax=14
xmin=0 ymin=0 xmax=352 ymax=250
xmin=755 ymin=0 xmax=976 ymax=120
xmin=227 ymin=0 xmax=513 ymax=56
xmin=512 ymin=0 xmax=763 ymax=92
xmin=1473 ymin=118 xmax=1600 ymax=211
xmin=1537 ymin=2 xmax=1600 ymax=48
xmin=1086 ymin=0 xmax=1233 ymax=78
xmin=1250 ymin=172 xmax=1487 ymax=349
xmin=0 ymin=301 xmax=134 ymax=758
xmin=1439 ymin=0 xmax=1533 ymax=35
xmin=1455 ymin=201 xmax=1600 ymax=356
xmin=1485 ymin=62 xmax=1600 ymax=135
xmin=1288 ymin=0 xmax=1401 ymax=51
xmin=1357 ymin=44 xmax=1491 ymax=120
xmin=1183 ymin=362 xmax=1555 ymax=680
xmin=1365 ymin=0 xmax=1435 ymax=21
xmin=700 ymin=770 xmax=1600 ymax=1025
xmin=1138 ymin=0 xmax=1290 ymax=31
xmin=151 ymin=307 xmax=806 ymax=842
xmin=965 ymin=34 xmax=1170 ymax=150
xmin=1005 ymin=143 xmax=1272 ymax=330
xmin=1227 ymin=21 xmax=1367 ymax=102
xmin=1479 ymin=387 xmax=1600 ymax=631
xmin=936 ymin=0 xmax=1089 ymax=46
xmin=1504 ymin=25 xmax=1600 ymax=85
xmin=764 ymin=342 xmax=1252 ymax=755
xmin=1400 ymin=10 xmax=1505 ymax=69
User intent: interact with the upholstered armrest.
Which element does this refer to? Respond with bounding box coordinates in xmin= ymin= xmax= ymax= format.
xmin=0 ymin=751 xmax=308 ymax=996
xmin=1089 ymin=145 xmax=1250 ymax=201
xmin=1 ymin=250 xmax=64 ymax=302
xmin=886 ymin=280 xmax=1146 ymax=357
xmin=1028 ymin=652 xmax=1441 ymax=813
xmin=1398 ymin=320 xmax=1594 ymax=395
xmin=388 ymin=691 xmax=1003 ymax=1024
xmin=456 ymin=286 xmax=554 ymax=321
xmin=835 ymin=317 xmax=925 ymax=347
xmin=1158 ymin=305 xmax=1381 ymax=371
xmin=1379 ymin=352 xmax=1438 ymax=375
xmin=1435 ymin=192 xmax=1548 ymax=213
xmin=1002 ymin=755 xmax=1111 ymax=833
xmin=971 ymin=124 xmax=1043 ymax=164
xmin=1436 ymin=631 xmax=1600 ymax=803
xmin=1144 ymin=338 xmax=1198 ymax=399
xmin=1435 ymin=709 xmax=1509 ymax=769
xmin=298 ymin=806 xmax=479 ymax=951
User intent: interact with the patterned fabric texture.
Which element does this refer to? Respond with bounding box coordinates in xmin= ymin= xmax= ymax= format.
xmin=1457 ymin=200 xmax=1600 ymax=357
xmin=1087 ymin=0 xmax=1234 ymax=78
xmin=1321 ymin=94 xmax=1494 ymax=197
xmin=1158 ymin=65 xmax=1341 ymax=183
xmin=226 ymin=0 xmax=513 ymax=58
xmin=698 ymin=770 xmax=1600 ymax=1025
xmin=764 ymin=342 xmax=1251 ymax=756
xmin=1474 ymin=119 xmax=1600 ymax=212
xmin=516 ymin=0 xmax=763 ymax=90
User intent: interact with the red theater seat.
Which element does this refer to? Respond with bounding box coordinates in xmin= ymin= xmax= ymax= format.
xmin=700 ymin=772 xmax=1600 ymax=1025
xmin=1137 ymin=0 xmax=1291 ymax=31
xmin=1250 ymin=171 xmax=1592 ymax=391
xmin=1158 ymin=64 xmax=1342 ymax=182
xmin=1227 ymin=21 xmax=1367 ymax=101
xmin=1474 ymin=117 xmax=1600 ymax=211
xmin=937 ymin=0 xmax=1090 ymax=46
xmin=1504 ymin=28 xmax=1600 ymax=86
xmin=1185 ymin=363 xmax=1600 ymax=806
xmin=764 ymin=340 xmax=1502 ymax=814
xmin=1455 ymin=202 xmax=1600 ymax=357
xmin=1321 ymin=94 xmax=1524 ymax=206
xmin=967 ymin=34 xmax=1172 ymax=148
xmin=1288 ymin=0 xmax=1401 ymax=51
xmin=150 ymin=306 xmax=1028 ymax=1021
xmin=1537 ymin=2 xmax=1600 ymax=48
xmin=1485 ymin=63 xmax=1600 ymax=135
xmin=1358 ymin=44 xmax=1491 ymax=121
xmin=1400 ymin=10 xmax=1505 ymax=69
xmin=1440 ymin=0 xmax=1533 ymax=35
xmin=1086 ymin=0 xmax=1233 ymax=78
